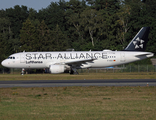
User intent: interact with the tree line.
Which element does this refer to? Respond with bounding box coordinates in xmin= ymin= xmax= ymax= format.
xmin=0 ymin=0 xmax=156 ymax=64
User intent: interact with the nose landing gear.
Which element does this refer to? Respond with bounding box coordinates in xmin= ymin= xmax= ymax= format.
xmin=21 ymin=68 xmax=25 ymax=75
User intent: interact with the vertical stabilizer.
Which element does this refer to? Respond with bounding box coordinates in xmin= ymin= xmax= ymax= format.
xmin=124 ymin=27 xmax=150 ymax=51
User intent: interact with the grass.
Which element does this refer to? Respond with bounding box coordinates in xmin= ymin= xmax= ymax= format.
xmin=0 ymin=72 xmax=155 ymax=119
xmin=0 ymin=86 xmax=156 ymax=120
xmin=0 ymin=72 xmax=156 ymax=80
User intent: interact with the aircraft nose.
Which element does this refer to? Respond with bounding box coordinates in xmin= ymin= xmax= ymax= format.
xmin=1 ymin=60 xmax=8 ymax=67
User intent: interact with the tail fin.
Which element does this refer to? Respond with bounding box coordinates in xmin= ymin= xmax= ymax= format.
xmin=124 ymin=27 xmax=150 ymax=51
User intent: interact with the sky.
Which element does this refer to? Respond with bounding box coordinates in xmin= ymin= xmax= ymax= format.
xmin=0 ymin=0 xmax=61 ymax=11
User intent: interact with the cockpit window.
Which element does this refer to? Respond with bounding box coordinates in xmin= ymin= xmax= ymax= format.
xmin=7 ymin=56 xmax=15 ymax=59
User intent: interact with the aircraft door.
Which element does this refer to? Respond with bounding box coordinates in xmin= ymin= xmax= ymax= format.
xmin=120 ymin=53 xmax=126 ymax=62
xmin=20 ymin=54 xmax=26 ymax=63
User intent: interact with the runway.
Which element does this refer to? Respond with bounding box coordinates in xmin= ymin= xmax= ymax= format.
xmin=0 ymin=79 xmax=156 ymax=88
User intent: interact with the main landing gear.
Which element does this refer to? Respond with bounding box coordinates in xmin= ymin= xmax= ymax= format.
xmin=70 ymin=68 xmax=79 ymax=75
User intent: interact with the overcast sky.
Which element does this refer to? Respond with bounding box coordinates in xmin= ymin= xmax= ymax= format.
xmin=0 ymin=0 xmax=62 ymax=11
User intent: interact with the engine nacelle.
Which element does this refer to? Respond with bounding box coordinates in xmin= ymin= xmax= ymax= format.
xmin=49 ymin=65 xmax=65 ymax=74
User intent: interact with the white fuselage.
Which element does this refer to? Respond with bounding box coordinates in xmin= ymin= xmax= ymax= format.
xmin=1 ymin=51 xmax=154 ymax=69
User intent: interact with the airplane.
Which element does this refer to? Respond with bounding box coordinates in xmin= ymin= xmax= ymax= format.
xmin=1 ymin=27 xmax=154 ymax=74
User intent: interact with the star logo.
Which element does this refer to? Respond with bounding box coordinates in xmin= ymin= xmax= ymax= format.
xmin=133 ymin=37 xmax=144 ymax=49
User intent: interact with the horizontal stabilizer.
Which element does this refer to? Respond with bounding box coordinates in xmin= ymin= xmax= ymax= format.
xmin=134 ymin=52 xmax=154 ymax=58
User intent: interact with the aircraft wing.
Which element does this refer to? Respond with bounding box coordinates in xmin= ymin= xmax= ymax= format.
xmin=65 ymin=58 xmax=96 ymax=65
xmin=64 ymin=58 xmax=96 ymax=68
xmin=45 ymin=58 xmax=96 ymax=68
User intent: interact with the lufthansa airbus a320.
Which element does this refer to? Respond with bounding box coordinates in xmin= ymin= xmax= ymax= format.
xmin=1 ymin=27 xmax=154 ymax=74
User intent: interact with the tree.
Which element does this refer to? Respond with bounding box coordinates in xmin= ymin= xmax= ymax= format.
xmin=28 ymin=8 xmax=40 ymax=28
xmin=50 ymin=24 xmax=69 ymax=51
xmin=124 ymin=0 xmax=156 ymax=54
xmin=38 ymin=1 xmax=66 ymax=30
xmin=80 ymin=8 xmax=100 ymax=47
xmin=65 ymin=0 xmax=87 ymax=50
xmin=93 ymin=0 xmax=120 ymax=50
xmin=6 ymin=5 xmax=29 ymax=39
xmin=116 ymin=0 xmax=131 ymax=48
xmin=0 ymin=16 xmax=15 ymax=62
xmin=37 ymin=20 xmax=51 ymax=51
xmin=141 ymin=0 xmax=156 ymax=54
xmin=20 ymin=18 xmax=38 ymax=51
xmin=4 ymin=5 xmax=29 ymax=54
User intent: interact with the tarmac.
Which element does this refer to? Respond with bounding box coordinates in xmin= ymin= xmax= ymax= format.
xmin=0 ymin=79 xmax=156 ymax=88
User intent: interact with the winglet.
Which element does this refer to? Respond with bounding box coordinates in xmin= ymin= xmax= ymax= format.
xmin=124 ymin=27 xmax=150 ymax=51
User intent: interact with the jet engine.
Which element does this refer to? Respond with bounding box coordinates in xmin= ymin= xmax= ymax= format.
xmin=49 ymin=65 xmax=65 ymax=74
